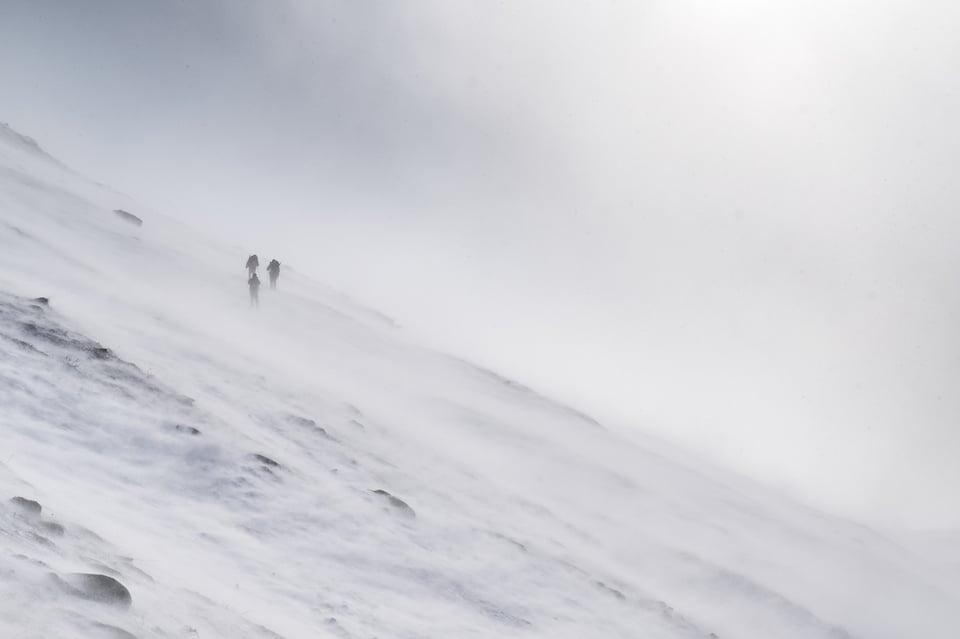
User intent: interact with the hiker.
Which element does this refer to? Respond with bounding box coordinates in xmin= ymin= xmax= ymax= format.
xmin=267 ymin=259 xmax=281 ymax=289
xmin=248 ymin=272 xmax=261 ymax=307
xmin=245 ymin=254 xmax=259 ymax=277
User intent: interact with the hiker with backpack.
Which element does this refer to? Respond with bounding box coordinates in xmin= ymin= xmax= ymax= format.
xmin=267 ymin=259 xmax=281 ymax=289
xmin=248 ymin=271 xmax=261 ymax=307
xmin=245 ymin=254 xmax=259 ymax=277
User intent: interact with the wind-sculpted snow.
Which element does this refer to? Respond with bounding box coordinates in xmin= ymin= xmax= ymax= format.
xmin=0 ymin=123 xmax=958 ymax=638
xmin=0 ymin=121 xmax=58 ymax=163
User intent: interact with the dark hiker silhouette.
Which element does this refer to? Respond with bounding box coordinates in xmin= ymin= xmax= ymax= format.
xmin=245 ymin=254 xmax=259 ymax=278
xmin=248 ymin=272 xmax=261 ymax=307
xmin=267 ymin=259 xmax=281 ymax=289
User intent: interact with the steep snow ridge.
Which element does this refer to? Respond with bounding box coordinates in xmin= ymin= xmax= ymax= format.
xmin=0 ymin=125 xmax=957 ymax=638
xmin=0 ymin=121 xmax=72 ymax=180
xmin=0 ymin=121 xmax=50 ymax=159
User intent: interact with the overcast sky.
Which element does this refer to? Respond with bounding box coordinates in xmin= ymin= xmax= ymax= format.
xmin=2 ymin=0 xmax=959 ymax=528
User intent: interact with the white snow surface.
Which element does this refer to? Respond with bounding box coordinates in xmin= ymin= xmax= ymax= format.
xmin=0 ymin=125 xmax=956 ymax=639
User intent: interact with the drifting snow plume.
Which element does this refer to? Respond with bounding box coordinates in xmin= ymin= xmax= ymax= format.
xmin=113 ymin=209 xmax=143 ymax=226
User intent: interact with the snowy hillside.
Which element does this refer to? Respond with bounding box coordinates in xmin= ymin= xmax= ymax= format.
xmin=0 ymin=124 xmax=956 ymax=639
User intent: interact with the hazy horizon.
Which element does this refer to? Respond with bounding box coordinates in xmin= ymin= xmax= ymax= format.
xmin=3 ymin=0 xmax=959 ymax=529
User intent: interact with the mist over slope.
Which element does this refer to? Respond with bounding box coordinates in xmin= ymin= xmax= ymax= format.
xmin=0 ymin=124 xmax=956 ymax=638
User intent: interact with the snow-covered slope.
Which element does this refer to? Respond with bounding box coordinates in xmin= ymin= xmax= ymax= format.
xmin=0 ymin=125 xmax=956 ymax=639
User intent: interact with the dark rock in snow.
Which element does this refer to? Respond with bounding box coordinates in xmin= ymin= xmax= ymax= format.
xmin=595 ymin=580 xmax=627 ymax=600
xmin=371 ymin=489 xmax=416 ymax=518
xmin=287 ymin=415 xmax=317 ymax=428
xmin=488 ymin=531 xmax=527 ymax=552
xmin=287 ymin=414 xmax=330 ymax=438
xmin=32 ymin=297 xmax=49 ymax=305
xmin=174 ymin=424 xmax=201 ymax=435
xmin=10 ymin=496 xmax=42 ymax=516
xmin=21 ymin=321 xmax=72 ymax=348
xmin=323 ymin=617 xmax=353 ymax=639
xmin=40 ymin=521 xmax=66 ymax=536
xmin=253 ymin=454 xmax=280 ymax=468
xmin=1 ymin=333 xmax=45 ymax=353
xmin=60 ymin=573 xmax=133 ymax=608
xmin=113 ymin=209 xmax=143 ymax=226
xmin=87 ymin=345 xmax=112 ymax=359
